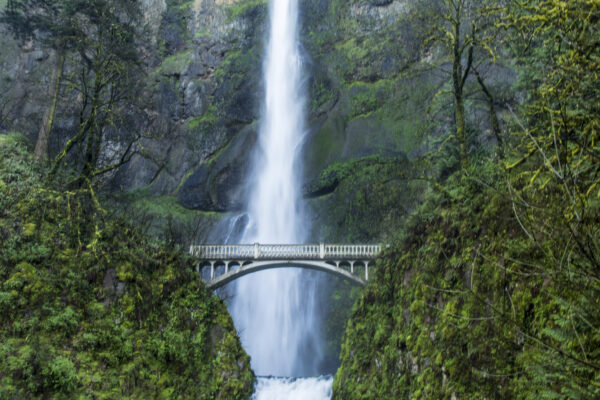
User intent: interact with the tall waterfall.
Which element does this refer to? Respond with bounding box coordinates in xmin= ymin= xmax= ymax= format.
xmin=229 ymin=0 xmax=327 ymax=383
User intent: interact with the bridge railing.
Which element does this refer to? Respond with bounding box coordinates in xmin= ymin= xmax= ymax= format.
xmin=189 ymin=243 xmax=382 ymax=260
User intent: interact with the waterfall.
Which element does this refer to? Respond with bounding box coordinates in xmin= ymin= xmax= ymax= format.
xmin=227 ymin=0 xmax=328 ymax=385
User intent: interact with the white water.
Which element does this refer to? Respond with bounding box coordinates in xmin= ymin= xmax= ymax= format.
xmin=252 ymin=377 xmax=332 ymax=400
xmin=227 ymin=0 xmax=333 ymax=396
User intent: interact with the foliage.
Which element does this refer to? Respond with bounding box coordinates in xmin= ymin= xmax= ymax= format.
xmin=0 ymin=137 xmax=254 ymax=399
xmin=307 ymin=155 xmax=425 ymax=242
xmin=416 ymin=0 xmax=505 ymax=169
xmin=223 ymin=0 xmax=267 ymax=22
xmin=333 ymin=1 xmax=600 ymax=399
xmin=48 ymin=0 xmax=147 ymax=185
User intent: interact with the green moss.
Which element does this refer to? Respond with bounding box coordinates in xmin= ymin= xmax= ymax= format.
xmin=132 ymin=194 xmax=218 ymax=222
xmin=333 ymin=154 xmax=600 ymax=399
xmin=347 ymin=80 xmax=389 ymax=118
xmin=188 ymin=105 xmax=219 ymax=131
xmin=304 ymin=114 xmax=345 ymax=179
xmin=0 ymin=140 xmax=254 ymax=399
xmin=223 ymin=0 xmax=267 ymax=21
xmin=156 ymin=50 xmax=192 ymax=76
xmin=176 ymin=1 xmax=194 ymax=11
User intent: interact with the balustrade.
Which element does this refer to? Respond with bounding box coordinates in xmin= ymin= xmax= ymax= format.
xmin=189 ymin=243 xmax=381 ymax=260
xmin=189 ymin=243 xmax=383 ymax=287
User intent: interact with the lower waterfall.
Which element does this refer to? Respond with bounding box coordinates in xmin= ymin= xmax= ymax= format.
xmin=225 ymin=0 xmax=333 ymax=396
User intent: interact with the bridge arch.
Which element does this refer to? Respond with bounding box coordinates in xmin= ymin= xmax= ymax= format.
xmin=190 ymin=243 xmax=383 ymax=290
xmin=199 ymin=260 xmax=369 ymax=289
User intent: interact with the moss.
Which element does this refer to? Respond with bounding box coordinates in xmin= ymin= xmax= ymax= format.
xmin=304 ymin=114 xmax=346 ymax=179
xmin=156 ymin=50 xmax=193 ymax=76
xmin=332 ymin=154 xmax=600 ymax=399
xmin=188 ymin=105 xmax=219 ymax=131
xmin=176 ymin=1 xmax=194 ymax=11
xmin=223 ymin=0 xmax=267 ymax=21
xmin=347 ymin=79 xmax=394 ymax=118
xmin=131 ymin=194 xmax=219 ymax=222
xmin=0 ymin=140 xmax=254 ymax=399
xmin=333 ymin=164 xmax=516 ymax=398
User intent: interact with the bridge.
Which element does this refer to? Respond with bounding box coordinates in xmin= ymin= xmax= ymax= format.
xmin=189 ymin=243 xmax=383 ymax=289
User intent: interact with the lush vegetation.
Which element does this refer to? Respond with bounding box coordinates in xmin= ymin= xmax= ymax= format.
xmin=334 ymin=1 xmax=600 ymax=398
xmin=2 ymin=0 xmax=599 ymax=397
xmin=0 ymin=136 xmax=254 ymax=399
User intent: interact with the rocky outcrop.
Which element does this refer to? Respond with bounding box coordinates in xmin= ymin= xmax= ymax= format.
xmin=178 ymin=123 xmax=257 ymax=211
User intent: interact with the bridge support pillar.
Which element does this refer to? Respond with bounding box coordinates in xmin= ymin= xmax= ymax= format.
xmin=350 ymin=261 xmax=355 ymax=274
xmin=210 ymin=262 xmax=215 ymax=280
xmin=225 ymin=261 xmax=229 ymax=274
xmin=365 ymin=261 xmax=369 ymax=281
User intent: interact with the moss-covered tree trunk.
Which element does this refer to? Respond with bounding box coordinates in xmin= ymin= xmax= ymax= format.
xmin=450 ymin=1 xmax=471 ymax=170
xmin=474 ymin=68 xmax=503 ymax=159
xmin=454 ymin=87 xmax=468 ymax=169
xmin=34 ymin=50 xmax=65 ymax=162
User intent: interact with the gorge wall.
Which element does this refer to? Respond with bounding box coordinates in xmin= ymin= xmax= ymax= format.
xmin=0 ymin=0 xmax=521 ymax=385
xmin=0 ymin=0 xmax=515 ymax=245
xmin=3 ymin=2 xmax=597 ymax=399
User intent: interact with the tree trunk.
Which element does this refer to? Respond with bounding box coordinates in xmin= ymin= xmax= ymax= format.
xmin=80 ymin=78 xmax=102 ymax=182
xmin=455 ymin=91 xmax=468 ymax=169
xmin=474 ymin=68 xmax=503 ymax=159
xmin=453 ymin=50 xmax=468 ymax=169
xmin=452 ymin=3 xmax=469 ymax=170
xmin=34 ymin=50 xmax=65 ymax=162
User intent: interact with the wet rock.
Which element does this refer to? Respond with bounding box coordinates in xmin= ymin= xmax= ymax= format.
xmin=178 ymin=125 xmax=257 ymax=212
xmin=369 ymin=0 xmax=394 ymax=5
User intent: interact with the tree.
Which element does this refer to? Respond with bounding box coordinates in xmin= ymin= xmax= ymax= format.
xmin=48 ymin=0 xmax=145 ymax=186
xmin=419 ymin=0 xmax=504 ymax=169
xmin=1 ymin=0 xmax=80 ymax=161
xmin=504 ymin=1 xmax=600 ymax=397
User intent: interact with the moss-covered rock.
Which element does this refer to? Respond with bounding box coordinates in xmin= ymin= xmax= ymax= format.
xmin=0 ymin=137 xmax=255 ymax=399
xmin=333 ymin=158 xmax=600 ymax=399
xmin=178 ymin=122 xmax=258 ymax=212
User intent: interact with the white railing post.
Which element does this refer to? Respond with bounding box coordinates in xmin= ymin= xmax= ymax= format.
xmin=320 ymin=243 xmax=325 ymax=259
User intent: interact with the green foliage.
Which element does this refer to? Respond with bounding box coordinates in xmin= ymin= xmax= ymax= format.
xmin=333 ymin=2 xmax=600 ymax=399
xmin=188 ymin=105 xmax=219 ymax=131
xmin=307 ymin=155 xmax=425 ymax=242
xmin=157 ymin=50 xmax=193 ymax=75
xmin=223 ymin=0 xmax=267 ymax=22
xmin=347 ymin=80 xmax=394 ymax=118
xmin=0 ymin=139 xmax=254 ymax=399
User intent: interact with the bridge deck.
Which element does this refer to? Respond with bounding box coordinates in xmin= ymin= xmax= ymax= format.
xmin=189 ymin=243 xmax=381 ymax=260
xmin=189 ymin=243 xmax=383 ymax=289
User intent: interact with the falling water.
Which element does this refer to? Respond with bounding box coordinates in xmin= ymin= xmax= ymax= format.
xmin=227 ymin=0 xmax=332 ymax=396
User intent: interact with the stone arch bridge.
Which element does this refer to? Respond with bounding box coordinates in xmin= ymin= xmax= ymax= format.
xmin=189 ymin=243 xmax=383 ymax=289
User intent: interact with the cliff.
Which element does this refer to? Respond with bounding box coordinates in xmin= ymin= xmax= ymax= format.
xmin=0 ymin=135 xmax=254 ymax=398
xmin=0 ymin=0 xmax=515 ymax=245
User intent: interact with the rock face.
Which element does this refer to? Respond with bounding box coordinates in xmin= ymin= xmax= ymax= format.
xmin=178 ymin=124 xmax=257 ymax=211
xmin=0 ymin=0 xmax=520 ymax=385
xmin=0 ymin=0 xmax=515 ymax=228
